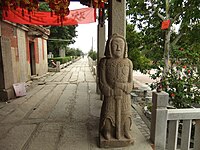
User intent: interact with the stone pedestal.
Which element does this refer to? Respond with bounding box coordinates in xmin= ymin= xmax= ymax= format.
xmin=99 ymin=135 xmax=134 ymax=148
xmin=0 ymin=88 xmax=15 ymax=101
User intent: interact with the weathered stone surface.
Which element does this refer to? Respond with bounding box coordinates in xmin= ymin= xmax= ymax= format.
xmin=0 ymin=124 xmax=36 ymax=150
xmin=48 ymin=84 xmax=77 ymax=120
xmin=100 ymin=135 xmax=134 ymax=148
xmin=27 ymin=123 xmax=62 ymax=150
xmin=29 ymin=84 xmax=66 ymax=119
xmin=58 ymin=122 xmax=89 ymax=150
xmin=1 ymin=85 xmax=55 ymax=123
xmin=0 ymin=124 xmax=13 ymax=139
xmin=85 ymin=66 xmax=95 ymax=82
xmin=0 ymin=58 xmax=152 ymax=150
xmin=99 ymin=34 xmax=134 ymax=147
xmin=88 ymin=82 xmax=102 ymax=118
xmin=72 ymin=82 xmax=89 ymax=122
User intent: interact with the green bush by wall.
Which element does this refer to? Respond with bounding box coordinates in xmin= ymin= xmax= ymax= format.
xmin=48 ymin=56 xmax=72 ymax=64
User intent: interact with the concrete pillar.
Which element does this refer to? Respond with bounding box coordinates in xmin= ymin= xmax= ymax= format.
xmin=0 ymin=22 xmax=1 ymax=36
xmin=56 ymin=61 xmax=61 ymax=72
xmin=108 ymin=0 xmax=126 ymax=37
xmin=59 ymin=48 xmax=65 ymax=57
xmin=96 ymin=24 xmax=106 ymax=94
xmin=97 ymin=24 xmax=106 ymax=61
xmin=150 ymin=91 xmax=169 ymax=145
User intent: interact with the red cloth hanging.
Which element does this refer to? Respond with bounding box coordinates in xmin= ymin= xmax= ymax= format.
xmin=2 ymin=7 xmax=96 ymax=26
xmin=161 ymin=19 xmax=170 ymax=30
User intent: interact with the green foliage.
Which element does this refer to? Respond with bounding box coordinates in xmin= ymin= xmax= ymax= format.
xmin=126 ymin=0 xmax=200 ymax=69
xmin=88 ymin=50 xmax=97 ymax=60
xmin=126 ymin=24 xmax=152 ymax=72
xmin=127 ymin=0 xmax=200 ymax=107
xmin=65 ymin=47 xmax=83 ymax=57
xmin=48 ymin=56 xmax=72 ymax=64
xmin=150 ymin=45 xmax=200 ymax=108
xmin=47 ymin=26 xmax=77 ymax=57
xmin=38 ymin=2 xmax=78 ymax=57
xmin=38 ymin=2 xmax=51 ymax=11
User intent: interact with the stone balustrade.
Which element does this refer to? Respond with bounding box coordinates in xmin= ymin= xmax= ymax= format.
xmin=150 ymin=91 xmax=200 ymax=150
xmin=88 ymin=57 xmax=97 ymax=75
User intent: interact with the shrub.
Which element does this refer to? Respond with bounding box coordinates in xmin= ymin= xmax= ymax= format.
xmin=48 ymin=56 xmax=72 ymax=64
xmin=150 ymin=46 xmax=200 ymax=108
xmin=88 ymin=50 xmax=97 ymax=60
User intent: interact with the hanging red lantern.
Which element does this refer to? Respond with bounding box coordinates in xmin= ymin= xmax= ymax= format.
xmin=1 ymin=0 xmax=20 ymax=11
xmin=100 ymin=1 xmax=104 ymax=8
xmin=2 ymin=0 xmax=39 ymax=17
xmin=45 ymin=0 xmax=70 ymax=25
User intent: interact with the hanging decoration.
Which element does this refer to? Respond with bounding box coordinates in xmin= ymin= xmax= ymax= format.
xmin=95 ymin=0 xmax=107 ymax=27
xmin=92 ymin=0 xmax=106 ymax=9
xmin=20 ymin=0 xmax=39 ymax=14
xmin=3 ymin=7 xmax=96 ymax=26
xmin=45 ymin=0 xmax=70 ymax=25
xmin=1 ymin=0 xmax=39 ymax=15
xmin=1 ymin=0 xmax=100 ymax=26
xmin=1 ymin=0 xmax=71 ymax=25
xmin=161 ymin=19 xmax=171 ymax=30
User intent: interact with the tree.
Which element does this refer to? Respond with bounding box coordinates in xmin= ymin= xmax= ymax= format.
xmin=65 ymin=47 xmax=83 ymax=56
xmin=150 ymin=43 xmax=200 ymax=108
xmin=127 ymin=0 xmax=200 ymax=107
xmin=88 ymin=50 xmax=97 ymax=60
xmin=126 ymin=0 xmax=200 ymax=74
xmin=39 ymin=2 xmax=78 ymax=57
xmin=126 ymin=24 xmax=151 ymax=72
xmin=47 ymin=26 xmax=77 ymax=56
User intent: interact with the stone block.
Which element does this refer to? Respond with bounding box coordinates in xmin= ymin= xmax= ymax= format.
xmin=0 ymin=88 xmax=15 ymax=101
xmin=152 ymin=91 xmax=169 ymax=108
xmin=99 ymin=135 xmax=134 ymax=148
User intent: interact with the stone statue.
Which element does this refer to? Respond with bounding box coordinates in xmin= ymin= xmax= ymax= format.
xmin=99 ymin=33 xmax=134 ymax=147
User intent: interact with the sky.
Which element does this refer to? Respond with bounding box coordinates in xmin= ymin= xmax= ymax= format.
xmin=68 ymin=2 xmax=98 ymax=54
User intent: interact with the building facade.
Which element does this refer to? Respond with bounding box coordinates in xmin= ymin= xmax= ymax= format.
xmin=0 ymin=20 xmax=50 ymax=101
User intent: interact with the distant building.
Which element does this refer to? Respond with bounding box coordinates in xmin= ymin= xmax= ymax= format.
xmin=0 ymin=20 xmax=50 ymax=101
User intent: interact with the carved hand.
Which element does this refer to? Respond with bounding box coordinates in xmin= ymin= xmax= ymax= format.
xmin=114 ymin=87 xmax=123 ymax=96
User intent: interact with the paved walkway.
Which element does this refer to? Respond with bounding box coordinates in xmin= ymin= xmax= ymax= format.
xmin=0 ymin=58 xmax=152 ymax=150
xmin=133 ymin=70 xmax=158 ymax=91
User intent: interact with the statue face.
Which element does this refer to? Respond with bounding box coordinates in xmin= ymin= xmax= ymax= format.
xmin=111 ymin=37 xmax=124 ymax=58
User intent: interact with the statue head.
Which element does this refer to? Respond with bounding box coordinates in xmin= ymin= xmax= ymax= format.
xmin=104 ymin=33 xmax=128 ymax=58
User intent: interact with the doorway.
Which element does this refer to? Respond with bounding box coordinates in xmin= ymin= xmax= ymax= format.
xmin=29 ymin=42 xmax=36 ymax=75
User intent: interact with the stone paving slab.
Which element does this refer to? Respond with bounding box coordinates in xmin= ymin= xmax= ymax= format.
xmin=0 ymin=58 xmax=152 ymax=150
xmin=28 ymin=84 xmax=66 ymax=119
xmin=0 ymin=124 xmax=37 ymax=150
xmin=26 ymin=123 xmax=62 ymax=150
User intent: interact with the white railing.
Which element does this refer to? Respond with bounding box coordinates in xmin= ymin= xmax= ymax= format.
xmin=88 ymin=57 xmax=97 ymax=75
xmin=150 ymin=91 xmax=200 ymax=150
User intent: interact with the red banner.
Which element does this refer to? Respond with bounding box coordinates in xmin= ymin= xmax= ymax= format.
xmin=3 ymin=7 xmax=96 ymax=26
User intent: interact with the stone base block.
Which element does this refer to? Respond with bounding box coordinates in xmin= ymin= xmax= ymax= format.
xmin=99 ymin=135 xmax=134 ymax=148
xmin=0 ymin=88 xmax=15 ymax=101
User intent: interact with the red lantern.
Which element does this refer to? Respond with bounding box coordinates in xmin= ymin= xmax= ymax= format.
xmin=45 ymin=0 xmax=70 ymax=25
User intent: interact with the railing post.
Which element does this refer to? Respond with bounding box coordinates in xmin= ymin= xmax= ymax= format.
xmin=194 ymin=120 xmax=200 ymax=150
xmin=150 ymin=91 xmax=169 ymax=149
xmin=56 ymin=61 xmax=61 ymax=72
